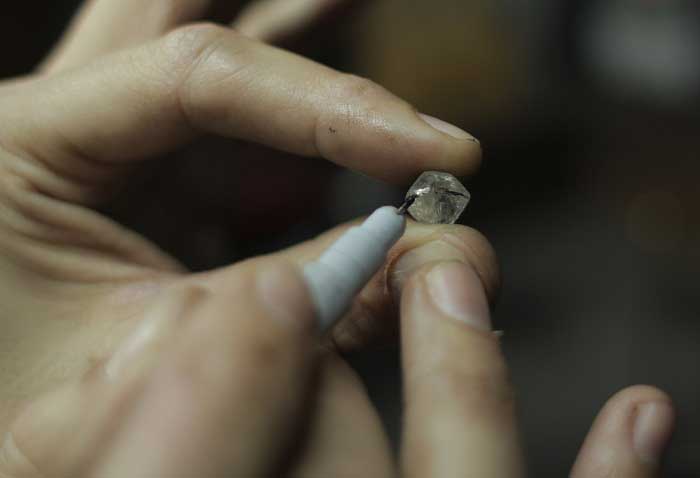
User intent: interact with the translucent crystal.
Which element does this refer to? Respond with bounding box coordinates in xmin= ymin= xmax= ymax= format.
xmin=405 ymin=171 xmax=470 ymax=224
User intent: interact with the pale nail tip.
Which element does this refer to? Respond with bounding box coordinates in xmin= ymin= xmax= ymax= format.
xmin=419 ymin=113 xmax=476 ymax=141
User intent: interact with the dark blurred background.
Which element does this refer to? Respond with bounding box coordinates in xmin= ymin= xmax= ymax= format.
xmin=3 ymin=1 xmax=700 ymax=476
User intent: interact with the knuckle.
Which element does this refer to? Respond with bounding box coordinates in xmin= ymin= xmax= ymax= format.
xmin=158 ymin=23 xmax=251 ymax=125
xmin=163 ymin=22 xmax=228 ymax=54
xmin=316 ymin=73 xmax=398 ymax=158
xmin=333 ymin=74 xmax=389 ymax=109
xmin=160 ymin=22 xmax=231 ymax=80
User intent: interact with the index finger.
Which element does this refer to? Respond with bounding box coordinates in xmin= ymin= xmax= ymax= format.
xmin=399 ymin=260 xmax=524 ymax=478
xmin=4 ymin=24 xmax=481 ymax=196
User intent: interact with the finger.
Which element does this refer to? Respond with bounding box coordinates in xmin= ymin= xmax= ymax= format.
xmin=4 ymin=25 xmax=480 ymax=202
xmin=276 ymin=219 xmax=499 ymax=353
xmin=399 ymin=260 xmax=524 ymax=477
xmin=95 ymin=258 xmax=318 ymax=477
xmin=41 ymin=0 xmax=240 ymax=74
xmin=289 ymin=355 xmax=394 ymax=478
xmin=571 ymin=385 xmax=675 ymax=478
xmin=234 ymin=0 xmax=350 ymax=43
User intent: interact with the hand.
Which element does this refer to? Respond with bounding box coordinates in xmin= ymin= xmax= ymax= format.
xmin=0 ymin=238 xmax=674 ymax=477
xmin=394 ymin=257 xmax=675 ymax=477
xmin=0 ymin=0 xmax=674 ymax=476
xmin=0 ymin=0 xmax=480 ymax=475
xmin=0 ymin=0 xmax=480 ymax=415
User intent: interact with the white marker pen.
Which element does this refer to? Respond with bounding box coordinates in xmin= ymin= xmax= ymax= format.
xmin=303 ymin=206 xmax=407 ymax=332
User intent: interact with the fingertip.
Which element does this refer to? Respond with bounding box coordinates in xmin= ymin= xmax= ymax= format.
xmin=388 ymin=224 xmax=499 ymax=306
xmin=416 ymin=112 xmax=483 ymax=179
xmin=572 ymin=385 xmax=675 ymax=478
xmin=634 ymin=400 xmax=675 ymax=465
xmin=315 ymin=74 xmax=483 ymax=184
xmin=607 ymin=385 xmax=674 ymax=409
xmin=593 ymin=385 xmax=675 ymax=436
xmin=605 ymin=385 xmax=675 ymax=466
xmin=404 ymin=122 xmax=483 ymax=184
xmin=418 ymin=114 xmax=479 ymax=142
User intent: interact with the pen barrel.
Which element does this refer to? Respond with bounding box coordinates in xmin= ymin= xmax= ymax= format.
xmin=303 ymin=206 xmax=406 ymax=332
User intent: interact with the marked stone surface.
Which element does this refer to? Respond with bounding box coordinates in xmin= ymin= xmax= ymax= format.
xmin=406 ymin=171 xmax=470 ymax=224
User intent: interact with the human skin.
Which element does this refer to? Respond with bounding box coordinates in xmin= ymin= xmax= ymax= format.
xmin=0 ymin=0 xmax=675 ymax=476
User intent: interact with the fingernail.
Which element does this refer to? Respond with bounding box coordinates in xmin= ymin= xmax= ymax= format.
xmin=426 ymin=261 xmax=492 ymax=331
xmin=633 ymin=401 xmax=675 ymax=464
xmin=258 ymin=262 xmax=315 ymax=330
xmin=105 ymin=287 xmax=204 ymax=381
xmin=419 ymin=113 xmax=479 ymax=142
xmin=391 ymin=237 xmax=468 ymax=302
